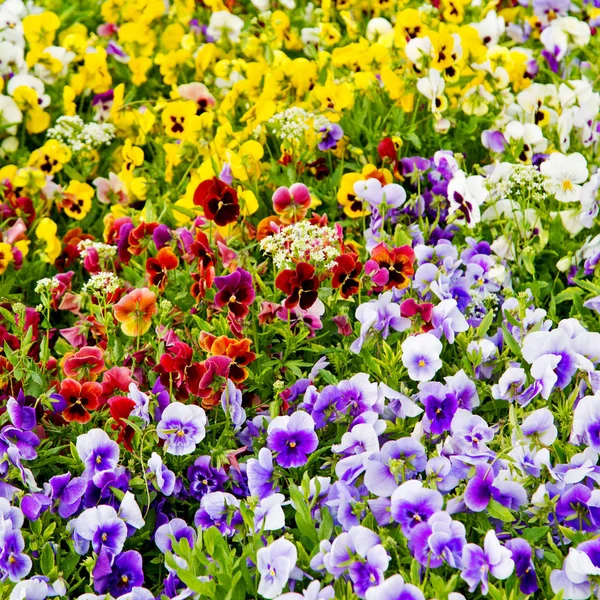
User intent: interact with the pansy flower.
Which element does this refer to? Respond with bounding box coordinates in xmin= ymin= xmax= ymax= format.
xmin=214 ymin=268 xmax=255 ymax=319
xmin=146 ymin=247 xmax=179 ymax=290
xmin=365 ymin=243 xmax=415 ymax=291
xmin=272 ymin=183 xmax=312 ymax=223
xmin=193 ymin=177 xmax=240 ymax=227
xmin=332 ymin=253 xmax=362 ymax=299
xmin=276 ymin=262 xmax=320 ymax=310
xmin=157 ymin=402 xmax=207 ymax=455
xmin=52 ymin=378 xmax=102 ymax=423
xmin=113 ymin=287 xmax=158 ymax=337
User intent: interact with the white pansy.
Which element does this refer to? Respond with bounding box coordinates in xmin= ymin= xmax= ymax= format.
xmin=540 ymin=152 xmax=588 ymax=203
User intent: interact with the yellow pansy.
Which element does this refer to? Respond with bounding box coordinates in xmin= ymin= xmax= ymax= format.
xmin=0 ymin=243 xmax=14 ymax=275
xmin=22 ymin=12 xmax=60 ymax=49
xmin=35 ymin=218 xmax=62 ymax=264
xmin=161 ymin=100 xmax=202 ymax=140
xmin=63 ymin=180 xmax=95 ymax=220
xmin=313 ymin=81 xmax=354 ymax=122
xmin=63 ymin=85 xmax=77 ymax=116
xmin=129 ymin=57 xmax=153 ymax=87
xmin=28 ymin=140 xmax=72 ymax=175
xmin=121 ymin=139 xmax=144 ymax=173
xmin=12 ymin=87 xmax=50 ymax=134
xmin=238 ymin=188 xmax=258 ymax=216
xmin=13 ymin=167 xmax=46 ymax=193
xmin=226 ymin=141 xmax=264 ymax=181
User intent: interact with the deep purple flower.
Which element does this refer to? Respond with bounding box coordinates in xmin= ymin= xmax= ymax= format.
xmin=461 ymin=531 xmax=514 ymax=594
xmin=450 ymin=409 xmax=495 ymax=458
xmin=390 ymin=480 xmax=443 ymax=534
xmin=7 ymin=391 xmax=37 ymax=431
xmin=420 ymin=382 xmax=458 ymax=435
xmin=318 ymin=123 xmax=343 ymax=151
xmin=94 ymin=550 xmax=144 ymax=595
xmin=506 ymin=538 xmax=539 ymax=595
xmin=481 ymin=130 xmax=507 ymax=153
xmin=187 ymin=456 xmax=228 ymax=500
xmin=349 ymin=544 xmax=390 ymax=598
xmin=0 ymin=523 xmax=31 ymax=582
xmin=464 ymin=464 xmax=494 ymax=512
xmin=267 ymin=411 xmax=318 ymax=469
xmin=45 ymin=473 xmax=86 ymax=518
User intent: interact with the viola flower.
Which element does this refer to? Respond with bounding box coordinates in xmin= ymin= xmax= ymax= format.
xmin=94 ymin=549 xmax=144 ymax=595
xmin=365 ymin=575 xmax=425 ymax=600
xmin=157 ymin=402 xmax=207 ymax=456
xmin=187 ymin=456 xmax=228 ymax=500
xmin=0 ymin=523 xmax=31 ymax=582
xmin=276 ymin=262 xmax=320 ymax=310
xmin=62 ymin=346 xmax=105 ymax=381
xmin=247 ymin=448 xmax=279 ymax=500
xmin=401 ymin=333 xmax=443 ymax=382
xmin=506 ymin=538 xmax=539 ymax=595
xmin=71 ymin=505 xmax=127 ymax=557
xmin=331 ymin=253 xmax=362 ymax=298
xmin=108 ymin=395 xmax=136 ymax=451
xmin=267 ymin=411 xmax=319 ymax=469
xmin=214 ymin=268 xmax=255 ymax=319
xmin=76 ymin=429 xmax=120 ymax=476
xmin=113 ymin=287 xmax=158 ymax=337
xmin=390 ymin=480 xmax=444 ymax=534
xmin=45 ymin=473 xmax=86 ymax=519
xmin=420 ymin=382 xmax=459 ymax=435
xmin=318 ymin=123 xmax=343 ymax=151
xmin=147 ymin=452 xmax=176 ymax=496
xmin=193 ymin=177 xmax=240 ymax=226
xmin=53 ymin=378 xmax=102 ymax=423
xmin=400 ymin=299 xmax=434 ymax=332
xmin=194 ymin=491 xmax=242 ymax=537
xmin=272 ymin=183 xmax=312 ymax=223
xmin=410 ymin=511 xmax=466 ymax=569
xmin=146 ymin=247 xmax=179 ymax=290
xmin=221 ymin=378 xmax=246 ymax=429
xmin=365 ymin=243 xmax=415 ymax=291
xmin=257 ymin=537 xmax=298 ymax=599
xmin=461 ymin=531 xmax=514 ymax=595
xmin=187 ymin=355 xmax=232 ymax=408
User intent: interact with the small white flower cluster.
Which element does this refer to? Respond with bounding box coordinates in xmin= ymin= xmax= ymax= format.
xmin=34 ymin=277 xmax=60 ymax=295
xmin=81 ymin=272 xmax=121 ymax=296
xmin=491 ymin=164 xmax=548 ymax=204
xmin=267 ymin=107 xmax=330 ymax=146
xmin=260 ymin=220 xmax=341 ymax=270
xmin=47 ymin=116 xmax=115 ymax=152
xmin=77 ymin=239 xmax=117 ymax=260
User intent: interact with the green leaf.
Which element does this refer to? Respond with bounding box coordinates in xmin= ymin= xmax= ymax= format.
xmin=554 ymin=287 xmax=583 ymax=305
xmin=477 ymin=309 xmax=495 ymax=338
xmin=522 ymin=526 xmax=550 ymax=543
xmin=176 ymin=568 xmax=216 ymax=595
xmin=487 ymin=498 xmax=515 ymax=523
xmin=501 ymin=323 xmax=522 ymax=360
xmin=288 ymin=484 xmax=318 ymax=544
xmin=40 ymin=543 xmax=55 ymax=577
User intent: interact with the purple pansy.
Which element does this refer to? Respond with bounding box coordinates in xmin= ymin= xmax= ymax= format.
xmin=267 ymin=411 xmax=318 ymax=469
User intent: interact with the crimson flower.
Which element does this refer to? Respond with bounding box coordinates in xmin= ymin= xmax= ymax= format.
xmin=63 ymin=346 xmax=105 ymax=381
xmin=108 ymin=395 xmax=136 ymax=451
xmin=214 ymin=268 xmax=255 ymax=319
xmin=276 ymin=262 xmax=319 ymax=310
xmin=331 ymin=253 xmax=362 ymax=299
xmin=401 ymin=298 xmax=434 ymax=332
xmin=187 ymin=355 xmax=232 ymax=408
xmin=193 ymin=177 xmax=240 ymax=226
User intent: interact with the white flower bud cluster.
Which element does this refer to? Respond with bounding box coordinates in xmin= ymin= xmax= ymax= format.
xmin=81 ymin=272 xmax=121 ymax=296
xmin=34 ymin=277 xmax=60 ymax=294
xmin=267 ymin=107 xmax=330 ymax=146
xmin=492 ymin=164 xmax=548 ymax=204
xmin=77 ymin=239 xmax=117 ymax=260
xmin=260 ymin=220 xmax=341 ymax=270
xmin=47 ymin=116 xmax=115 ymax=152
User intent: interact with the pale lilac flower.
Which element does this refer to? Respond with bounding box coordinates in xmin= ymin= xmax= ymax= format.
xmin=128 ymin=383 xmax=150 ymax=425
xmin=401 ymin=333 xmax=443 ymax=382
xmin=275 ymin=580 xmax=334 ymax=600
xmin=93 ymin=172 xmax=128 ymax=205
xmin=247 ymin=448 xmax=279 ymax=499
xmin=76 ymin=429 xmax=120 ymax=476
xmin=254 ymin=493 xmax=286 ymax=532
xmin=257 ymin=538 xmax=298 ymax=599
xmin=461 ymin=530 xmax=514 ymax=594
xmin=365 ymin=575 xmax=425 ymax=600
xmin=353 ymin=179 xmax=407 ymax=210
xmin=221 ymin=379 xmax=246 ymax=430
xmin=146 ymin=452 xmax=175 ymax=496
xmin=351 ymin=293 xmax=411 ymax=354
xmin=332 ymin=423 xmax=380 ymax=483
xmin=390 ymin=480 xmax=443 ymax=534
xmin=157 ymin=402 xmax=207 ymax=456
xmin=431 ymin=299 xmax=468 ymax=344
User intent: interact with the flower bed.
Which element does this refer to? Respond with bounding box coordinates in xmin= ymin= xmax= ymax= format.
xmin=1 ymin=0 xmax=600 ymax=598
